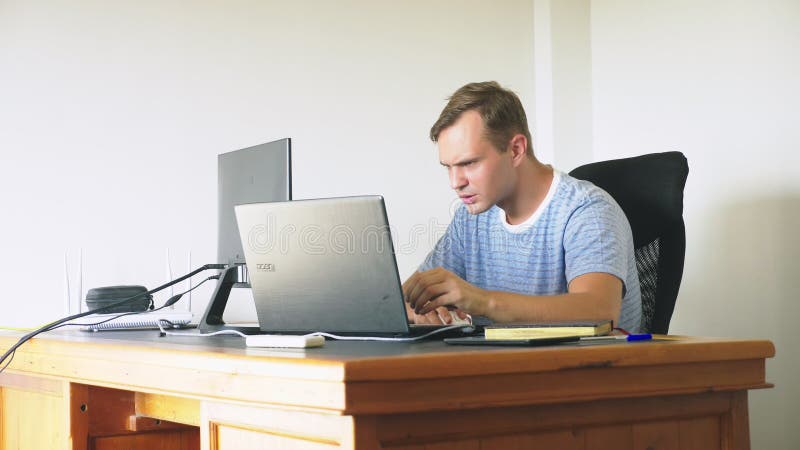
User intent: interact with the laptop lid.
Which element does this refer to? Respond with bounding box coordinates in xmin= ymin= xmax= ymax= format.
xmin=234 ymin=196 xmax=412 ymax=334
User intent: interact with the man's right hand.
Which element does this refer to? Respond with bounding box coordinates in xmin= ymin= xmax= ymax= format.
xmin=404 ymin=301 xmax=468 ymax=325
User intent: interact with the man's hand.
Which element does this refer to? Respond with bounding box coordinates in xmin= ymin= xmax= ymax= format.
xmin=403 ymin=301 xmax=470 ymax=325
xmin=402 ymin=267 xmax=488 ymax=317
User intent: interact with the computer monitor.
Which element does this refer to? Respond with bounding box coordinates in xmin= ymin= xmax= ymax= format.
xmin=217 ymin=138 xmax=292 ymax=287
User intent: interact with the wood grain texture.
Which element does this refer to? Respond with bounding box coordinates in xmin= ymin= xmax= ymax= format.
xmin=344 ymin=359 xmax=767 ymax=414
xmin=0 ymin=387 xmax=3 ymax=448
xmin=127 ymin=415 xmax=196 ymax=433
xmin=340 ymin=338 xmax=776 ymax=381
xmin=69 ymin=383 xmax=89 ymax=450
xmin=633 ymin=420 xmax=681 ymax=450
xmin=380 ymin=418 xmax=718 ymax=450
xmin=372 ymin=392 xmax=733 ymax=448
xmin=0 ymin=331 xmax=773 ymax=450
xmin=679 ymin=416 xmax=721 ymax=450
xmin=91 ymin=429 xmax=198 ymax=450
xmin=135 ymin=392 xmax=201 ymax=426
xmin=585 ymin=425 xmax=634 ymax=450
xmin=203 ymin=400 xmax=350 ymax=449
xmin=86 ymin=385 xmax=135 ymax=434
xmin=213 ymin=423 xmax=339 ymax=450
xmin=0 ymin=371 xmax=64 ymax=394
xmin=0 ymin=377 xmax=68 ymax=450
xmin=721 ymin=391 xmax=750 ymax=450
xmin=0 ymin=333 xmax=774 ymax=415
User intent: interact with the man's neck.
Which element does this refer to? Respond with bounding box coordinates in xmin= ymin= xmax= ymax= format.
xmin=499 ymin=159 xmax=554 ymax=225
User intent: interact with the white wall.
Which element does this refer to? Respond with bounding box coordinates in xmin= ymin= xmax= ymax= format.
xmin=589 ymin=1 xmax=799 ymax=448
xmin=0 ymin=0 xmax=535 ymax=325
xmin=3 ymin=1 xmax=795 ymax=447
xmin=532 ymin=0 xmax=593 ymax=169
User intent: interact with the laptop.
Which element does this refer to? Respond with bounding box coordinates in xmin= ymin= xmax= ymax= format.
xmin=234 ymin=195 xmax=474 ymax=336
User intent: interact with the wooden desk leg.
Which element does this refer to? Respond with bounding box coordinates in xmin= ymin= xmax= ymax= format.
xmin=0 ymin=373 xmax=80 ymax=450
xmin=721 ymin=391 xmax=750 ymax=450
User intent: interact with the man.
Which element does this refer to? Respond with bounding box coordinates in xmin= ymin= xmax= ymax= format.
xmin=403 ymin=81 xmax=642 ymax=332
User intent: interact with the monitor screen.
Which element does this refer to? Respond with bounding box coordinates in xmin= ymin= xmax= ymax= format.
xmin=217 ymin=138 xmax=291 ymax=286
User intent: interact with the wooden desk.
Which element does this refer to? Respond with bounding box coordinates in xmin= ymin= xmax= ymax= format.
xmin=0 ymin=331 xmax=773 ymax=450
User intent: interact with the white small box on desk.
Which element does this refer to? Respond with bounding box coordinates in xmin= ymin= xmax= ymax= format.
xmin=245 ymin=334 xmax=325 ymax=348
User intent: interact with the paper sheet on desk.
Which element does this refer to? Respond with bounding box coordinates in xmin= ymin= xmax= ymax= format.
xmin=66 ymin=311 xmax=193 ymax=331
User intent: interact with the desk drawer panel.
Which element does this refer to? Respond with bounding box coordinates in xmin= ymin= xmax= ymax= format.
xmin=0 ymin=374 xmax=69 ymax=450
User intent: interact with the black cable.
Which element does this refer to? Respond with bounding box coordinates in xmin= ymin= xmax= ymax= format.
xmin=0 ymin=350 xmax=14 ymax=373
xmin=51 ymin=275 xmax=218 ymax=330
xmin=0 ymin=264 xmax=226 ymax=374
xmin=51 ymin=307 xmax=155 ymax=331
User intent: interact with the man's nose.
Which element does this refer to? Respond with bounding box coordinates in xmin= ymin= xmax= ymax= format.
xmin=449 ymin=167 xmax=467 ymax=190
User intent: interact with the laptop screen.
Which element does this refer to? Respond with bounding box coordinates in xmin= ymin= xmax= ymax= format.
xmin=235 ymin=196 xmax=411 ymax=334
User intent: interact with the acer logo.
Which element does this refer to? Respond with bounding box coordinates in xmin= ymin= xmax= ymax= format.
xmin=256 ymin=263 xmax=275 ymax=272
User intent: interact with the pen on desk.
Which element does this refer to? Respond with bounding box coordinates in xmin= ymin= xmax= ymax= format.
xmin=581 ymin=333 xmax=653 ymax=342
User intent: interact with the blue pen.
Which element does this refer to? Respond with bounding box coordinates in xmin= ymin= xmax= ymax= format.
xmin=625 ymin=333 xmax=652 ymax=341
xmin=581 ymin=333 xmax=652 ymax=342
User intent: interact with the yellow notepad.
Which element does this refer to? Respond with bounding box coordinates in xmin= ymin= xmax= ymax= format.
xmin=484 ymin=320 xmax=613 ymax=340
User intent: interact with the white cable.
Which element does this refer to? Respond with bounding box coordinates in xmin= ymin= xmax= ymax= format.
xmin=77 ymin=248 xmax=83 ymax=314
xmin=157 ymin=321 xmax=248 ymax=338
xmin=63 ymin=251 xmax=71 ymax=315
xmin=165 ymin=248 xmax=174 ymax=298
xmin=312 ymin=325 xmax=475 ymax=342
xmin=156 ymin=323 xmax=474 ymax=342
xmin=186 ymin=251 xmax=192 ymax=311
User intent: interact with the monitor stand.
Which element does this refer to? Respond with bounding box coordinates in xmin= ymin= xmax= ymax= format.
xmin=198 ymin=266 xmax=261 ymax=334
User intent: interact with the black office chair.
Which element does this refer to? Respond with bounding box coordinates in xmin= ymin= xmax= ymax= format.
xmin=569 ymin=152 xmax=689 ymax=334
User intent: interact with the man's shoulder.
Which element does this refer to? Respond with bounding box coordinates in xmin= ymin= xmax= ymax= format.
xmin=556 ymin=172 xmax=620 ymax=211
xmin=557 ymin=172 xmax=607 ymax=199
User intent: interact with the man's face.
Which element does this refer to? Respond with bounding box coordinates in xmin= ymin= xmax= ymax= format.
xmin=437 ymin=110 xmax=515 ymax=215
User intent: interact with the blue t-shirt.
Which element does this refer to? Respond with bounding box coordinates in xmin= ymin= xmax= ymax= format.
xmin=419 ymin=171 xmax=642 ymax=332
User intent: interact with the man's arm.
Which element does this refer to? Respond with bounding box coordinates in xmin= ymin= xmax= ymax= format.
xmin=484 ymin=272 xmax=622 ymax=324
xmin=404 ymin=268 xmax=622 ymax=325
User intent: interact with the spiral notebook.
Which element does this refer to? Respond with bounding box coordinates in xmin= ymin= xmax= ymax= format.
xmin=78 ymin=311 xmax=193 ymax=332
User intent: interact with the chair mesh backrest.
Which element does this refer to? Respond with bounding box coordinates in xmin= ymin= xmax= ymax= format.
xmin=635 ymin=238 xmax=660 ymax=333
xmin=569 ymin=152 xmax=688 ymax=334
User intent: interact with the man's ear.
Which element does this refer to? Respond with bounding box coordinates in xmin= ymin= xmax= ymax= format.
xmin=509 ymin=134 xmax=528 ymax=166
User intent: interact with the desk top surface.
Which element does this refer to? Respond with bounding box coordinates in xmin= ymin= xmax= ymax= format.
xmin=1 ymin=328 xmax=775 ymax=381
xmin=0 ymin=329 xmax=775 ymax=414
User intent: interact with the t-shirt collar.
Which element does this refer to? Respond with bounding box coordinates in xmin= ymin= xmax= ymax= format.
xmin=499 ymin=170 xmax=562 ymax=234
